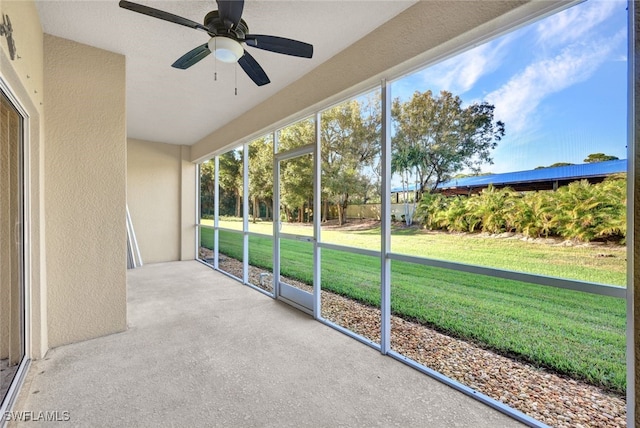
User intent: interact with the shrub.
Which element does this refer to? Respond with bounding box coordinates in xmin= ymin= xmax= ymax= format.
xmin=415 ymin=177 xmax=626 ymax=242
xmin=466 ymin=185 xmax=516 ymax=233
xmin=508 ymin=191 xmax=556 ymax=238
xmin=554 ymin=179 xmax=626 ymax=242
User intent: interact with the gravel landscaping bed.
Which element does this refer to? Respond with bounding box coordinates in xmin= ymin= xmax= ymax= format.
xmin=205 ymin=253 xmax=627 ymax=427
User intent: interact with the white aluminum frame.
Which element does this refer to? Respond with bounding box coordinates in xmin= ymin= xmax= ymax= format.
xmin=380 ymin=78 xmax=392 ymax=354
xmin=241 ymin=135 xmax=278 ymax=297
xmin=194 ymin=2 xmax=634 ymax=425
xmin=273 ymin=142 xmax=317 ymax=315
xmin=194 ymin=157 xmax=219 ymax=269
xmin=388 ymin=252 xmax=626 ymax=298
xmin=194 ymin=164 xmax=201 ymax=260
xmin=272 ymin=130 xmax=280 ymax=299
xmin=242 ymin=145 xmax=249 ymax=284
xmin=313 ymin=113 xmax=322 ymax=318
xmin=214 ymin=156 xmax=220 ymax=270
xmin=0 ymin=76 xmax=32 ymax=426
xmin=625 ymin=1 xmax=636 ymax=425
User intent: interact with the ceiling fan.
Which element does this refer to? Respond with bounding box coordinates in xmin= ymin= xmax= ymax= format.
xmin=119 ymin=0 xmax=314 ymax=87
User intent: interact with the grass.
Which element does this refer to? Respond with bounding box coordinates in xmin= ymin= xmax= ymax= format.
xmin=199 ymin=220 xmax=627 ymax=393
xmin=205 ymin=218 xmax=626 ymax=286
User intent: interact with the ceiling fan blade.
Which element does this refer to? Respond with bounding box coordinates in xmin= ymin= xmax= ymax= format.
xmin=119 ymin=1 xmax=208 ymax=32
xmin=172 ymin=44 xmax=211 ymax=70
xmin=238 ymin=50 xmax=270 ymax=86
xmin=216 ymin=0 xmax=245 ymax=30
xmin=245 ymin=35 xmax=313 ymax=58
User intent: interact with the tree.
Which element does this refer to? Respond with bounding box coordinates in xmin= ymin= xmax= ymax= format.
xmin=392 ymin=90 xmax=505 ymax=194
xmin=218 ymin=149 xmax=243 ymax=217
xmin=584 ymin=153 xmax=619 ymax=163
xmin=278 ymin=119 xmax=315 ymax=222
xmin=281 ymin=154 xmax=314 ymax=222
xmin=534 ymin=162 xmax=574 ymax=169
xmin=248 ymin=137 xmax=274 ymax=221
xmin=321 ymin=97 xmax=381 ymax=225
xmin=199 ymin=160 xmax=216 ymax=218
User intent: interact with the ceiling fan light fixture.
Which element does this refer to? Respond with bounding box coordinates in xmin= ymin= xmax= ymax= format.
xmin=209 ymin=37 xmax=243 ymax=63
xmin=119 ymin=0 xmax=312 ymax=86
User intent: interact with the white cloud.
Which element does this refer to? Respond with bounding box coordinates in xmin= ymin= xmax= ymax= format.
xmin=419 ymin=35 xmax=514 ymax=95
xmin=536 ymin=0 xmax=619 ymax=46
xmin=486 ymin=29 xmax=625 ymax=134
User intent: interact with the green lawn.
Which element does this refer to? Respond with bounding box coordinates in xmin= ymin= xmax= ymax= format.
xmin=200 ymin=220 xmax=627 ymax=393
xmin=206 ymin=218 xmax=626 ymax=286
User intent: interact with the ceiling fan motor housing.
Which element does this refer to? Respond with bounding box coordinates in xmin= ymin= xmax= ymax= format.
xmin=204 ymin=10 xmax=248 ymax=39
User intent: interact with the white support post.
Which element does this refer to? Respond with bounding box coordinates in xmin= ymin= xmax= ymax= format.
xmin=272 ymin=130 xmax=280 ymax=297
xmin=195 ymin=164 xmax=200 ymax=260
xmin=313 ymin=112 xmax=322 ymax=319
xmin=243 ymin=144 xmax=249 ymax=284
xmin=380 ymin=79 xmax=392 ymax=354
xmin=214 ymin=155 xmax=220 ymax=270
xmin=626 ymin=1 xmax=636 ymax=425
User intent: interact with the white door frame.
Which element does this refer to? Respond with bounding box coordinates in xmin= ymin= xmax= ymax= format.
xmin=0 ymin=76 xmax=31 ymax=425
xmin=273 ymin=143 xmax=318 ymax=315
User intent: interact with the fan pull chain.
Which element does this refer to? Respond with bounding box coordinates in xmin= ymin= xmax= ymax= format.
xmin=214 ymin=38 xmax=218 ymax=81
xmin=235 ymin=64 xmax=238 ymax=96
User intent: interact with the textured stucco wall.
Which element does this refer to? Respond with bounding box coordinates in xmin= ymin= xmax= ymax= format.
xmin=127 ymin=138 xmax=181 ymax=263
xmin=0 ymin=0 xmax=44 ymax=109
xmin=180 ymin=145 xmax=196 ymax=261
xmin=0 ymin=0 xmax=47 ymax=357
xmin=127 ymin=139 xmax=196 ymax=263
xmin=44 ymin=34 xmax=126 ymax=347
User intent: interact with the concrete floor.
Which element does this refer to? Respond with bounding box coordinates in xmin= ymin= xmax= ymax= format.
xmin=12 ymin=261 xmax=522 ymax=427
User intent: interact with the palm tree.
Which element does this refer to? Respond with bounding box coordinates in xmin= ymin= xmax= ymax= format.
xmin=466 ymin=185 xmax=515 ymax=233
xmin=507 ymin=191 xmax=556 ymax=238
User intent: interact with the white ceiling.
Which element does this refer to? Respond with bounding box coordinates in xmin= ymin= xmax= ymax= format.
xmin=35 ymin=1 xmax=416 ymax=145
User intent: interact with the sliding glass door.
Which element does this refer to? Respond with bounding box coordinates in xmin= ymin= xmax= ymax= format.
xmin=0 ymin=89 xmax=26 ymax=412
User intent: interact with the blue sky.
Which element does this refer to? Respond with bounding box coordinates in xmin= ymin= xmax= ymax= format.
xmin=390 ymin=0 xmax=628 ymax=174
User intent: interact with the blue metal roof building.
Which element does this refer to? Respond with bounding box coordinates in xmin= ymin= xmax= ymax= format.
xmin=390 ymin=160 xmax=627 ymax=196
xmin=437 ymin=159 xmax=626 ymax=195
